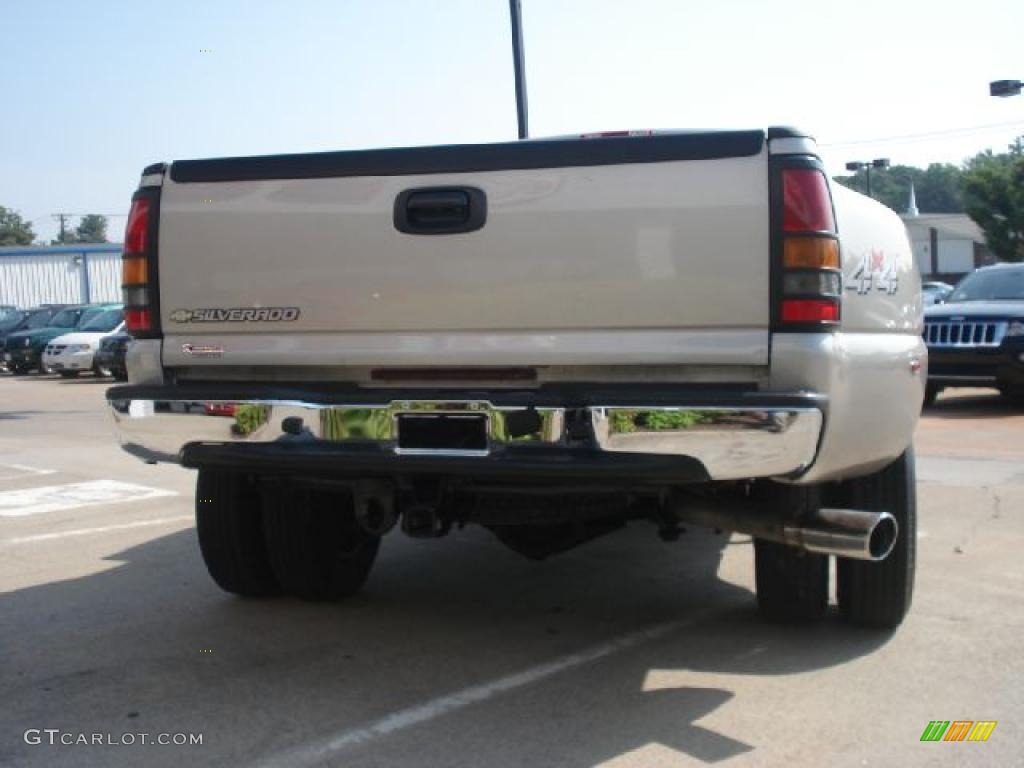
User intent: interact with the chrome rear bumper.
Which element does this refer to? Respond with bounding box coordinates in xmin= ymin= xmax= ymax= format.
xmin=108 ymin=388 xmax=824 ymax=481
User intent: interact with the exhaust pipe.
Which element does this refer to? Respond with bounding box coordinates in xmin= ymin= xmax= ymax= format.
xmin=671 ymin=492 xmax=898 ymax=562
xmin=785 ymin=508 xmax=898 ymax=562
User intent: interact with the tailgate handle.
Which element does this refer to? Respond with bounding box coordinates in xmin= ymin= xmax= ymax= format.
xmin=394 ymin=187 xmax=487 ymax=235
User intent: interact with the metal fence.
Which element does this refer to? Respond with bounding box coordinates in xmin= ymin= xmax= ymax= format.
xmin=0 ymin=244 xmax=122 ymax=307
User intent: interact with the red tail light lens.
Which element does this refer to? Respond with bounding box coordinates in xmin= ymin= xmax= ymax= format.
xmin=783 ymin=170 xmax=835 ymax=232
xmin=124 ymin=198 xmax=151 ymax=254
xmin=124 ymin=308 xmax=152 ymax=333
xmin=781 ymin=299 xmax=840 ymax=324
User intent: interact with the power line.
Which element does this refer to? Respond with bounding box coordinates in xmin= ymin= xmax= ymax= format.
xmin=821 ymin=120 xmax=1024 ymax=148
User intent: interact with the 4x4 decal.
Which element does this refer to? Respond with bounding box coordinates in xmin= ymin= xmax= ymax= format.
xmin=847 ymin=249 xmax=899 ymax=295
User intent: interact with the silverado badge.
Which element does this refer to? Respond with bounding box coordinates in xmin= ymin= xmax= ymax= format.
xmin=169 ymin=307 xmax=300 ymax=323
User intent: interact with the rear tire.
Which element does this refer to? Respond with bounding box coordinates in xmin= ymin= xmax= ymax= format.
xmin=753 ymin=484 xmax=828 ymax=622
xmin=263 ymin=485 xmax=380 ymax=601
xmin=195 ymin=469 xmax=279 ymax=597
xmin=835 ymin=449 xmax=916 ymax=629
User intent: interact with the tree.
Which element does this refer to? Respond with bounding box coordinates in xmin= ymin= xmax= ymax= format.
xmin=963 ymin=138 xmax=1024 ymax=262
xmin=0 ymin=205 xmax=36 ymax=246
xmin=917 ymin=163 xmax=966 ymax=213
xmin=833 ymin=164 xmax=965 ymax=215
xmin=74 ymin=214 xmax=108 ymax=243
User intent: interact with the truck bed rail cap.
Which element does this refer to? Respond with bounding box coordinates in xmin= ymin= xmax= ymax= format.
xmin=168 ymin=131 xmax=766 ymax=183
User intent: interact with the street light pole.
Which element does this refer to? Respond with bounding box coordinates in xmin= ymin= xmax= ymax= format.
xmin=509 ymin=0 xmax=529 ymax=139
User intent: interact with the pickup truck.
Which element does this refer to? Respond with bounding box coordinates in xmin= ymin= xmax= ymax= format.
xmin=107 ymin=128 xmax=925 ymax=628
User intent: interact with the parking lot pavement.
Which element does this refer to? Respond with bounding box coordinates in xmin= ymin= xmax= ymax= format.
xmin=1 ymin=377 xmax=1021 ymax=767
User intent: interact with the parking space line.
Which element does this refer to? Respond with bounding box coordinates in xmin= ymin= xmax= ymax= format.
xmin=2 ymin=515 xmax=193 ymax=545
xmin=260 ymin=609 xmax=712 ymax=768
xmin=0 ymin=480 xmax=177 ymax=517
xmin=0 ymin=463 xmax=57 ymax=481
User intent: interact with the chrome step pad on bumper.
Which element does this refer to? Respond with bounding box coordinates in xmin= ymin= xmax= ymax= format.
xmin=108 ymin=388 xmax=824 ymax=481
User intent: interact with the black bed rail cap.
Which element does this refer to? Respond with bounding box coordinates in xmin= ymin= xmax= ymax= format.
xmin=169 ymin=130 xmax=767 ymax=183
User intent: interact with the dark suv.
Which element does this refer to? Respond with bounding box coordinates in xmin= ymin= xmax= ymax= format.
xmin=0 ymin=307 xmax=65 ymax=371
xmin=923 ymin=263 xmax=1024 ymax=404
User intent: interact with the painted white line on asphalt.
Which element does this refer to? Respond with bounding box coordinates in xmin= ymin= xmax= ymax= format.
xmin=3 ymin=515 xmax=193 ymax=545
xmin=0 ymin=480 xmax=177 ymax=517
xmin=0 ymin=463 xmax=58 ymax=481
xmin=260 ymin=610 xmax=711 ymax=768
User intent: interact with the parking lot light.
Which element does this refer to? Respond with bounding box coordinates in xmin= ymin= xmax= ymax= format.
xmin=845 ymin=158 xmax=891 ymax=199
xmin=990 ymin=79 xmax=1023 ymax=98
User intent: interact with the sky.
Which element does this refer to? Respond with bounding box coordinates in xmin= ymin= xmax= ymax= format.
xmin=2 ymin=0 xmax=1023 ymax=243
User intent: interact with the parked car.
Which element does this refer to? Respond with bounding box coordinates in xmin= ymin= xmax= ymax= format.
xmin=43 ymin=307 xmax=125 ymax=377
xmin=93 ymin=331 xmax=132 ymax=380
xmin=4 ymin=304 xmax=120 ymax=374
xmin=921 ymin=281 xmax=954 ymax=306
xmin=108 ymin=128 xmax=924 ymax=629
xmin=0 ymin=307 xmax=65 ymax=371
xmin=923 ymin=263 xmax=1024 ymax=404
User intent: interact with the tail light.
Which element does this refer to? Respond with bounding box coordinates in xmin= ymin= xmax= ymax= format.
xmin=773 ymin=161 xmax=841 ymax=330
xmin=122 ymin=189 xmax=161 ymax=337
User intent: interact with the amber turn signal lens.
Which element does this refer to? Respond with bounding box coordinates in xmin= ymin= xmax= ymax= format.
xmin=122 ymin=256 xmax=148 ymax=285
xmin=783 ymin=237 xmax=840 ymax=269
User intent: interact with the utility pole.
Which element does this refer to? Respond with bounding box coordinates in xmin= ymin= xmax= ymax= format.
xmin=509 ymin=0 xmax=529 ymax=139
xmin=52 ymin=213 xmax=71 ymax=244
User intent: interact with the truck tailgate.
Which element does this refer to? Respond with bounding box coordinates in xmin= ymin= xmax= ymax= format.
xmin=156 ymin=132 xmax=771 ymax=367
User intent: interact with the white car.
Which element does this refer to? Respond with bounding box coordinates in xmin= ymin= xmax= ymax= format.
xmin=44 ymin=307 xmax=124 ymax=378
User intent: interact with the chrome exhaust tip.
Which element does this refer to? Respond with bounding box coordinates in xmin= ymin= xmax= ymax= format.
xmin=786 ymin=508 xmax=898 ymax=562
